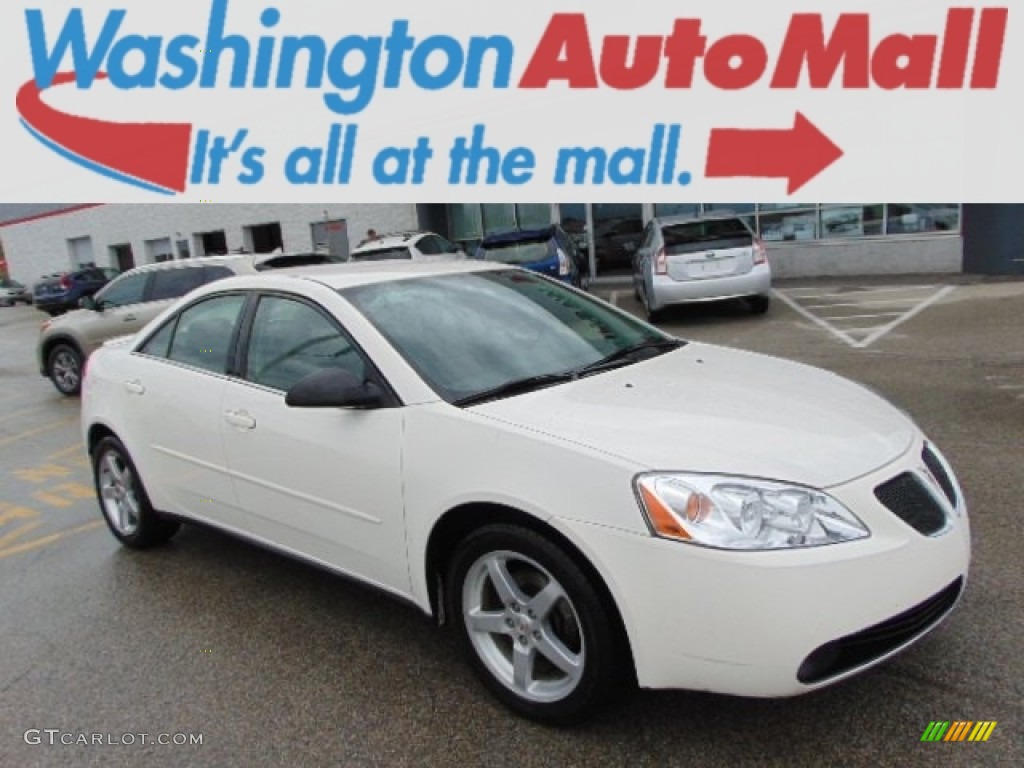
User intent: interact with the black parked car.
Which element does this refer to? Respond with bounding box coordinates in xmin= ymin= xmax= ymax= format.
xmin=33 ymin=267 xmax=119 ymax=316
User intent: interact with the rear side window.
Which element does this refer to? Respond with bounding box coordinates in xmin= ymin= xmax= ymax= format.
xmin=351 ymin=247 xmax=412 ymax=262
xmin=417 ymin=237 xmax=442 ymax=255
xmin=150 ymin=268 xmax=206 ymax=301
xmin=662 ymin=218 xmax=754 ymax=256
xmin=202 ymin=265 xmax=236 ymax=283
xmin=166 ymin=295 xmax=247 ymax=374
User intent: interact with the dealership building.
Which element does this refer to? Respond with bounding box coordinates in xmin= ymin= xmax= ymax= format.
xmin=1 ymin=203 xmax=1022 ymax=285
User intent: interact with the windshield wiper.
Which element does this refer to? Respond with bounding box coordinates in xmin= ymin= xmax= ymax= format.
xmin=453 ymin=338 xmax=685 ymax=408
xmin=573 ymin=337 xmax=686 ymax=377
xmin=453 ymin=372 xmax=577 ymax=408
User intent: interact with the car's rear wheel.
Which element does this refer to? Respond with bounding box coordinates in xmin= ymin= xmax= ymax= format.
xmin=92 ymin=436 xmax=180 ymax=549
xmin=748 ymin=295 xmax=772 ymax=315
xmin=47 ymin=343 xmax=83 ymax=396
xmin=640 ymin=285 xmax=664 ymax=324
xmin=447 ymin=525 xmax=622 ymax=725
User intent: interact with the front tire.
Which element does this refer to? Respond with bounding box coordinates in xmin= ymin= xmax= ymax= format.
xmin=447 ymin=525 xmax=624 ymax=725
xmin=92 ymin=436 xmax=180 ymax=549
xmin=47 ymin=343 xmax=83 ymax=396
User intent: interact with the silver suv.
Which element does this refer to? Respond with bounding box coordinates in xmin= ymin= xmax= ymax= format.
xmin=37 ymin=252 xmax=337 ymax=395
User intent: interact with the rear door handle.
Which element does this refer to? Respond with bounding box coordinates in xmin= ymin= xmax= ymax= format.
xmin=224 ymin=410 xmax=257 ymax=430
xmin=123 ymin=379 xmax=145 ymax=395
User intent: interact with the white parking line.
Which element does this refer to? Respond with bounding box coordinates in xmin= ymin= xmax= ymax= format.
xmin=773 ymin=290 xmax=860 ymax=347
xmin=774 ymin=285 xmax=957 ymax=349
xmin=855 ymin=287 xmax=957 ymax=348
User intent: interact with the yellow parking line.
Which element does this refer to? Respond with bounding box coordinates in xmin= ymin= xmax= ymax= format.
xmin=0 ymin=521 xmax=43 ymax=549
xmin=0 ymin=520 xmax=104 ymax=560
xmin=0 ymin=418 xmax=79 ymax=449
xmin=46 ymin=442 xmax=87 ymax=462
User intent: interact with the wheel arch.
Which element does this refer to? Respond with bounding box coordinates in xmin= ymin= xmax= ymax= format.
xmin=42 ymin=334 xmax=84 ymax=367
xmin=424 ymin=502 xmax=636 ymax=680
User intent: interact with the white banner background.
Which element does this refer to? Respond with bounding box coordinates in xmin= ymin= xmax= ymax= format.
xmin=0 ymin=0 xmax=1021 ymax=202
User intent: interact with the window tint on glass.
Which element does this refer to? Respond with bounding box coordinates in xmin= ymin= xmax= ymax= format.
xmin=138 ymin=319 xmax=176 ymax=359
xmin=150 ymin=267 xmax=206 ymax=301
xmin=351 ymin=247 xmax=413 ymax=262
xmin=166 ymin=295 xmax=247 ymax=374
xmin=344 ymin=271 xmax=664 ymax=403
xmin=662 ymin=218 xmax=754 ymax=255
xmin=245 ymin=296 xmax=366 ymax=392
xmin=98 ymin=273 xmax=149 ymax=307
xmin=417 ymin=236 xmax=442 ymax=256
xmin=203 ymin=265 xmax=236 ymax=283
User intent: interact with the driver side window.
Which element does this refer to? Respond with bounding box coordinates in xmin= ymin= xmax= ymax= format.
xmin=97 ymin=273 xmax=149 ymax=307
xmin=245 ymin=296 xmax=367 ymax=392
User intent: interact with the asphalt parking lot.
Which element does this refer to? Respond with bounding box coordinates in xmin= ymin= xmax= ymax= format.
xmin=1 ymin=275 xmax=1022 ymax=768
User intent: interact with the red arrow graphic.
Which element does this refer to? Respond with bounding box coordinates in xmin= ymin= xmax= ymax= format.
xmin=705 ymin=113 xmax=843 ymax=195
xmin=16 ymin=72 xmax=192 ymax=194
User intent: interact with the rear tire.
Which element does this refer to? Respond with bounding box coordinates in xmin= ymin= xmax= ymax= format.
xmin=447 ymin=525 xmax=624 ymax=725
xmin=92 ymin=436 xmax=180 ymax=549
xmin=47 ymin=343 xmax=83 ymax=396
xmin=641 ymin=286 xmax=665 ymax=324
xmin=748 ymin=295 xmax=772 ymax=315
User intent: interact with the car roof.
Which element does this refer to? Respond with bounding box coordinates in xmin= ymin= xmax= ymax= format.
xmin=119 ymin=254 xmax=253 ymax=277
xmin=198 ymin=259 xmax=510 ymax=293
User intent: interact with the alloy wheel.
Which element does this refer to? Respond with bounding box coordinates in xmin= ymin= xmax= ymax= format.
xmin=462 ymin=551 xmax=585 ymax=704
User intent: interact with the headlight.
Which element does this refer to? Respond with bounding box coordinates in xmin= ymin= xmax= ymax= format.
xmin=635 ymin=473 xmax=870 ymax=551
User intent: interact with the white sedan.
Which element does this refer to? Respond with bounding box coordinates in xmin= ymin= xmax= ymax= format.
xmin=81 ymin=262 xmax=970 ymax=724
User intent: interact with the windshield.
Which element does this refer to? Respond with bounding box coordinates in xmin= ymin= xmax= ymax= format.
xmin=476 ymin=240 xmax=551 ymax=265
xmin=351 ymin=247 xmax=412 ymax=262
xmin=342 ymin=270 xmax=674 ymax=404
xmin=255 ymin=253 xmax=341 ymax=271
xmin=663 ymin=218 xmax=754 ymax=255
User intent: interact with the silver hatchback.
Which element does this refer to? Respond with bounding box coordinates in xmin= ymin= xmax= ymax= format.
xmin=632 ymin=213 xmax=772 ymax=322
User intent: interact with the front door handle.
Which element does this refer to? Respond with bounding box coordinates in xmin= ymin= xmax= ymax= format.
xmin=123 ymin=379 xmax=145 ymax=395
xmin=123 ymin=315 xmax=137 ymax=322
xmin=224 ymin=410 xmax=256 ymax=430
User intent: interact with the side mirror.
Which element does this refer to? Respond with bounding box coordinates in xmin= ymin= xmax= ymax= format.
xmin=79 ymin=295 xmax=101 ymax=312
xmin=285 ymin=368 xmax=386 ymax=409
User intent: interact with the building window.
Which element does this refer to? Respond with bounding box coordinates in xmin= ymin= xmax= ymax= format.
xmin=820 ymin=205 xmax=884 ymax=239
xmin=758 ymin=207 xmax=818 ymax=242
xmin=886 ymin=204 xmax=960 ymax=234
xmin=144 ymin=237 xmax=174 ymax=263
xmin=67 ymin=236 xmax=94 ymax=268
xmin=109 ymin=244 xmax=135 ymax=272
xmin=244 ymin=222 xmax=284 ymax=254
xmin=196 ymin=230 xmax=228 ymax=256
xmin=655 ymin=204 xmax=701 ymax=218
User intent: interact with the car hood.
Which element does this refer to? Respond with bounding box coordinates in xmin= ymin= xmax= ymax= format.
xmin=472 ymin=343 xmax=917 ymax=489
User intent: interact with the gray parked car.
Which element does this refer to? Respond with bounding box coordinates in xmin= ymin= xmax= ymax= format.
xmin=0 ymin=278 xmax=33 ymax=306
xmin=632 ymin=213 xmax=772 ymax=322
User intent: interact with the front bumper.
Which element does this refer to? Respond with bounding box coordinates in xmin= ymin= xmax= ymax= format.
xmin=552 ymin=441 xmax=970 ymax=697
xmin=648 ymin=264 xmax=772 ymax=309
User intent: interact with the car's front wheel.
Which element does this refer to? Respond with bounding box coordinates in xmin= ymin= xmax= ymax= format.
xmin=47 ymin=343 xmax=83 ymax=396
xmin=447 ymin=525 xmax=624 ymax=725
xmin=92 ymin=436 xmax=180 ymax=549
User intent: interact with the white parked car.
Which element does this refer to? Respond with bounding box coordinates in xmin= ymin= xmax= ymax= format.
xmin=81 ymin=262 xmax=969 ymax=724
xmin=350 ymin=231 xmax=465 ymax=262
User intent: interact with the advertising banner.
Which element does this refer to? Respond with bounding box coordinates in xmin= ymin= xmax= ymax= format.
xmin=0 ymin=0 xmax=1020 ymax=202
